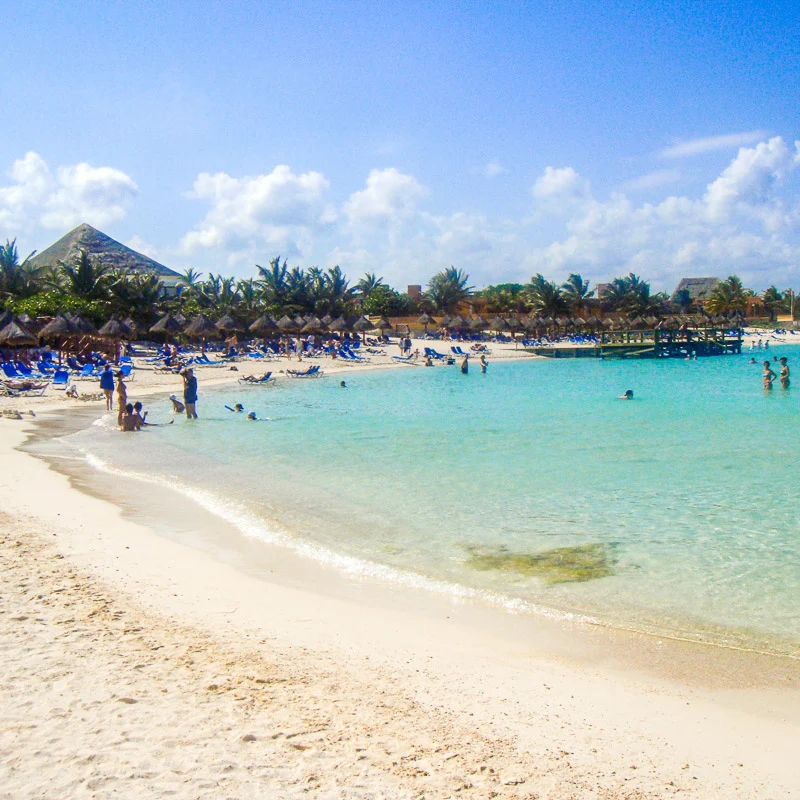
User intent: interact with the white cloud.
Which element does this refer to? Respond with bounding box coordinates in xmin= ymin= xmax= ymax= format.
xmin=659 ymin=130 xmax=768 ymax=159
xmin=0 ymin=151 xmax=137 ymax=235
xmin=532 ymin=166 xmax=591 ymax=217
xmin=525 ymin=136 xmax=800 ymax=289
xmin=474 ymin=160 xmax=506 ymax=178
xmin=621 ymin=168 xmax=681 ymax=192
xmin=343 ymin=168 xmax=428 ymax=226
xmin=180 ymin=165 xmax=334 ymax=259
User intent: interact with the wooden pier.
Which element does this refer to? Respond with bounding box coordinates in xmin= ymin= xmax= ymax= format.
xmin=525 ymin=327 xmax=743 ymax=359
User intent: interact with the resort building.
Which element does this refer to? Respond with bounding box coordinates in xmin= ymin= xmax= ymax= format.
xmin=670 ymin=277 xmax=720 ymax=309
xmin=29 ymin=223 xmax=184 ymax=297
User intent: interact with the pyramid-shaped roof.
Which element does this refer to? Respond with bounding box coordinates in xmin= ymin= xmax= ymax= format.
xmin=29 ymin=223 xmax=182 ymax=283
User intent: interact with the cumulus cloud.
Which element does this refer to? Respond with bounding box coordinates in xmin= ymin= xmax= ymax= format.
xmin=525 ymin=136 xmax=800 ymax=289
xmin=659 ymin=130 xmax=769 ymax=158
xmin=343 ymin=168 xmax=428 ymax=226
xmin=532 ymin=166 xmax=591 ymax=216
xmin=0 ymin=151 xmax=137 ymax=235
xmin=180 ymin=165 xmax=334 ymax=259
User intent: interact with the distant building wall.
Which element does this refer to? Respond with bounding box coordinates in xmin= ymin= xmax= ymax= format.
xmin=407 ymin=284 xmax=422 ymax=299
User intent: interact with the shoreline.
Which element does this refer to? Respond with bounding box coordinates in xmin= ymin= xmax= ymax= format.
xmin=2 ymin=344 xmax=800 ymax=797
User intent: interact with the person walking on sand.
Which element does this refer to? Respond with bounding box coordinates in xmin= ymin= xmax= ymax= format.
xmin=779 ymin=356 xmax=790 ymax=388
xmin=115 ymin=371 xmax=128 ymax=427
xmin=182 ymin=368 xmax=198 ymax=419
xmin=99 ymin=364 xmax=114 ymax=411
xmin=763 ymin=361 xmax=777 ymax=390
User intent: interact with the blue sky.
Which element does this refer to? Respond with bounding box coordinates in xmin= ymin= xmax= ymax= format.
xmin=1 ymin=0 xmax=798 ymax=291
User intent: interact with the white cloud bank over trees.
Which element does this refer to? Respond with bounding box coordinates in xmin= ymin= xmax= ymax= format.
xmin=2 ymin=135 xmax=799 ymax=291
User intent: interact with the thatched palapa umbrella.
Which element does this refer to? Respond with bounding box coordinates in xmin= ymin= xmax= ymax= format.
xmin=416 ymin=312 xmax=436 ymax=336
xmin=150 ymin=313 xmax=183 ymax=340
xmin=0 ymin=320 xmax=38 ymax=361
xmin=184 ymin=313 xmax=218 ymax=353
xmin=489 ymin=316 xmax=509 ymax=332
xmin=327 ymin=316 xmax=348 ymax=333
xmin=301 ymin=316 xmax=325 ymax=334
xmin=38 ymin=315 xmax=78 ymax=364
xmin=66 ymin=313 xmax=97 ymax=335
xmin=470 ymin=315 xmax=488 ymax=330
xmin=216 ymin=315 xmax=243 ymax=334
xmin=352 ymin=316 xmax=373 ymax=342
xmin=248 ymin=314 xmax=278 ymax=336
xmin=374 ymin=317 xmax=393 ymax=332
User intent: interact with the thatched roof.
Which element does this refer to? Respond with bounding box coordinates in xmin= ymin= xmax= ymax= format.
xmin=38 ymin=315 xmax=78 ymax=338
xmin=29 ymin=223 xmax=182 ymax=283
xmin=64 ymin=313 xmax=96 ymax=334
xmin=249 ymin=315 xmax=278 ymax=335
xmin=276 ymin=315 xmax=297 ymax=332
xmin=417 ymin=313 xmax=436 ymax=325
xmin=352 ymin=316 xmax=373 ymax=331
xmin=185 ymin=314 xmax=218 ymax=338
xmin=670 ymin=277 xmax=720 ymax=303
xmin=327 ymin=316 xmax=348 ymax=332
xmin=0 ymin=320 xmax=37 ymax=347
xmin=216 ymin=315 xmax=242 ymax=332
xmin=98 ymin=318 xmax=132 ymax=338
xmin=149 ymin=314 xmax=183 ymax=335
xmin=301 ymin=317 xmax=324 ymax=333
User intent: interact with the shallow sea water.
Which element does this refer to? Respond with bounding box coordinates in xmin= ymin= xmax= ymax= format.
xmin=59 ymin=346 xmax=800 ymax=655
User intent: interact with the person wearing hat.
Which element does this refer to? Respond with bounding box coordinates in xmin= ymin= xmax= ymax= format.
xmin=182 ymin=368 xmax=198 ymax=419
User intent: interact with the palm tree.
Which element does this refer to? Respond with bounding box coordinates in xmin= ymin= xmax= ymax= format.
xmin=560 ymin=273 xmax=594 ymax=311
xmin=705 ymin=276 xmax=749 ymax=315
xmin=109 ymin=271 xmax=164 ymax=321
xmin=600 ymin=273 xmax=663 ymax=316
xmin=356 ymin=272 xmax=385 ymax=299
xmin=426 ymin=266 xmax=473 ymax=312
xmin=0 ymin=239 xmax=40 ymax=300
xmin=761 ymin=286 xmax=785 ymax=322
xmin=58 ymin=250 xmax=112 ymax=300
xmin=256 ymin=256 xmax=289 ymax=309
xmin=524 ymin=274 xmax=567 ymax=316
xmin=236 ymin=278 xmax=261 ymax=320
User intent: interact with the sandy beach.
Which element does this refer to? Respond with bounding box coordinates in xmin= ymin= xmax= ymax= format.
xmin=2 ymin=338 xmax=800 ymax=799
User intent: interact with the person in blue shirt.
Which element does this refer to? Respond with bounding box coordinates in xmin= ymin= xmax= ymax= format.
xmin=99 ymin=364 xmax=114 ymax=411
xmin=181 ymin=368 xmax=199 ymax=419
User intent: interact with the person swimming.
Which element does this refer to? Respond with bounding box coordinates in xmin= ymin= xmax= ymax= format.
xmin=619 ymin=389 xmax=634 ymax=399
xmin=763 ymin=361 xmax=777 ymax=389
xmin=225 ymin=403 xmax=245 ymax=412
xmin=340 ymin=380 xmax=347 ymax=388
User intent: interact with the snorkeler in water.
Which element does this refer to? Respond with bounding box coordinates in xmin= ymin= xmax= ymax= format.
xmin=225 ymin=403 xmax=245 ymax=413
xmin=618 ymin=389 xmax=634 ymax=399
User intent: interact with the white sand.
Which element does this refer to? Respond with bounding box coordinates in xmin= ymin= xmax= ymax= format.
xmin=1 ymin=342 xmax=799 ymax=798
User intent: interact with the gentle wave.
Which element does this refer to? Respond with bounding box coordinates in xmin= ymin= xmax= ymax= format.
xmin=81 ymin=449 xmax=602 ymax=627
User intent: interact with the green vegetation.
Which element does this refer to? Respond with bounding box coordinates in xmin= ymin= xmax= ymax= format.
xmin=1 ymin=234 xmax=795 ymax=326
xmin=465 ymin=542 xmax=616 ymax=584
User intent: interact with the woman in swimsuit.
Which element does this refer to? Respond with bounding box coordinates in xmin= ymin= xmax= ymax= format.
xmin=763 ymin=361 xmax=777 ymax=390
xmin=116 ymin=372 xmax=128 ymax=427
xmin=779 ymin=357 xmax=790 ymax=388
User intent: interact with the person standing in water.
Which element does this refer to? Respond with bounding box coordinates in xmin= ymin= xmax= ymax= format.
xmin=115 ymin=371 xmax=128 ymax=427
xmin=99 ymin=364 xmax=114 ymax=411
xmin=182 ymin=368 xmax=199 ymax=419
xmin=763 ymin=360 xmax=777 ymax=390
xmin=480 ymin=354 xmax=487 ymax=373
xmin=460 ymin=355 xmax=469 ymax=374
xmin=779 ymin=356 xmax=790 ymax=388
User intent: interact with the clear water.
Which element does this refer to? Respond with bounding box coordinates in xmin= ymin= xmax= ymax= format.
xmin=59 ymin=347 xmax=800 ymax=655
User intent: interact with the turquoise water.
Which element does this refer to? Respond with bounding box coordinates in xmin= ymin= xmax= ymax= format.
xmin=61 ymin=348 xmax=800 ymax=655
